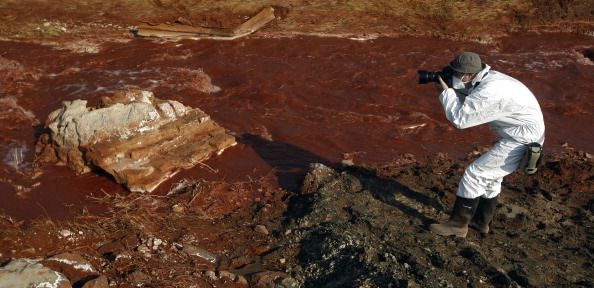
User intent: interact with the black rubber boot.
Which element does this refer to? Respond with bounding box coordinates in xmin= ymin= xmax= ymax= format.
xmin=470 ymin=195 xmax=499 ymax=234
xmin=430 ymin=196 xmax=480 ymax=237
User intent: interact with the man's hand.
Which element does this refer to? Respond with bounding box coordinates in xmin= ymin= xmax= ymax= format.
xmin=435 ymin=76 xmax=449 ymax=92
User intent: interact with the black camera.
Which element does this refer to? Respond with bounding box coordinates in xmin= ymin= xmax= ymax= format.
xmin=418 ymin=66 xmax=454 ymax=87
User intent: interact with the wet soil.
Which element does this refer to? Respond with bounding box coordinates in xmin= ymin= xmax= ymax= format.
xmin=1 ymin=1 xmax=593 ymax=287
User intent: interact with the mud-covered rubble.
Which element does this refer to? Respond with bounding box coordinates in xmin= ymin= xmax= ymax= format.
xmin=281 ymin=152 xmax=594 ymax=287
xmin=0 ymin=169 xmax=296 ymax=287
xmin=0 ymin=151 xmax=592 ymax=287
xmin=34 ymin=88 xmax=236 ymax=193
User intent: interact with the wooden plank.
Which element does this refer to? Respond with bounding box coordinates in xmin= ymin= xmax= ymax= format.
xmin=136 ymin=6 xmax=275 ymax=39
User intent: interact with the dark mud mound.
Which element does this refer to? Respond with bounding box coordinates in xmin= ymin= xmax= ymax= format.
xmin=284 ymin=152 xmax=594 ymax=287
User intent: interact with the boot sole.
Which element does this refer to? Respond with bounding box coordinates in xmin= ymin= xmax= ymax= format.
xmin=469 ymin=222 xmax=489 ymax=234
xmin=429 ymin=224 xmax=468 ymax=237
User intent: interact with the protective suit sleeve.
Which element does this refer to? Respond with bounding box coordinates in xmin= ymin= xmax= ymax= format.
xmin=439 ymin=87 xmax=511 ymax=129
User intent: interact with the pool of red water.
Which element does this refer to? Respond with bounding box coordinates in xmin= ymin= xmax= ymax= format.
xmin=1 ymin=33 xmax=592 ymax=221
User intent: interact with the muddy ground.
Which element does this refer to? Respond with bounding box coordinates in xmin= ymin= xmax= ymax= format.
xmin=1 ymin=0 xmax=594 ymax=287
xmin=1 ymin=151 xmax=593 ymax=287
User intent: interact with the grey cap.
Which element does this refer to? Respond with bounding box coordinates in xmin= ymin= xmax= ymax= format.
xmin=450 ymin=52 xmax=484 ymax=74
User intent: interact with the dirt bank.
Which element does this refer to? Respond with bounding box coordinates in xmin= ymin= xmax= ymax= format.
xmin=1 ymin=1 xmax=593 ymax=287
xmin=1 ymin=0 xmax=593 ymax=45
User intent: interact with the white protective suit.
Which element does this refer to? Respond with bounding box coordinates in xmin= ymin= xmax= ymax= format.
xmin=439 ymin=64 xmax=545 ymax=199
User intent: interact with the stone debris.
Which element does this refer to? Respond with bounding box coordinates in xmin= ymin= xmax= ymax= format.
xmin=301 ymin=163 xmax=362 ymax=195
xmin=136 ymin=6 xmax=276 ymax=39
xmin=0 ymin=258 xmax=71 ymax=288
xmin=255 ymin=224 xmax=269 ymax=235
xmin=79 ymin=275 xmax=109 ymax=288
xmin=250 ymin=271 xmax=292 ymax=287
xmin=35 ymin=88 xmax=236 ymax=192
xmin=178 ymin=244 xmax=218 ymax=263
xmin=42 ymin=253 xmax=97 ymax=284
xmin=126 ymin=270 xmax=150 ymax=286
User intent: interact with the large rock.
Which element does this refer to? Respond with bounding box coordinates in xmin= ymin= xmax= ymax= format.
xmin=36 ymin=89 xmax=236 ymax=192
xmin=0 ymin=258 xmax=71 ymax=288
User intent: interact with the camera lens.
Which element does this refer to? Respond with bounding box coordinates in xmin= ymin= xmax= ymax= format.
xmin=418 ymin=70 xmax=429 ymax=84
xmin=418 ymin=70 xmax=441 ymax=84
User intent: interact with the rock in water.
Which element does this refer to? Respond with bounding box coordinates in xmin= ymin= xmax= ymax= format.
xmin=35 ymin=89 xmax=236 ymax=192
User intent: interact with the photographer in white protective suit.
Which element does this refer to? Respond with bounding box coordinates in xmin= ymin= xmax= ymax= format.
xmin=430 ymin=52 xmax=545 ymax=237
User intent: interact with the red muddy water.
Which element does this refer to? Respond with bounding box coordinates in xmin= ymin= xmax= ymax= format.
xmin=1 ymin=34 xmax=593 ymax=221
